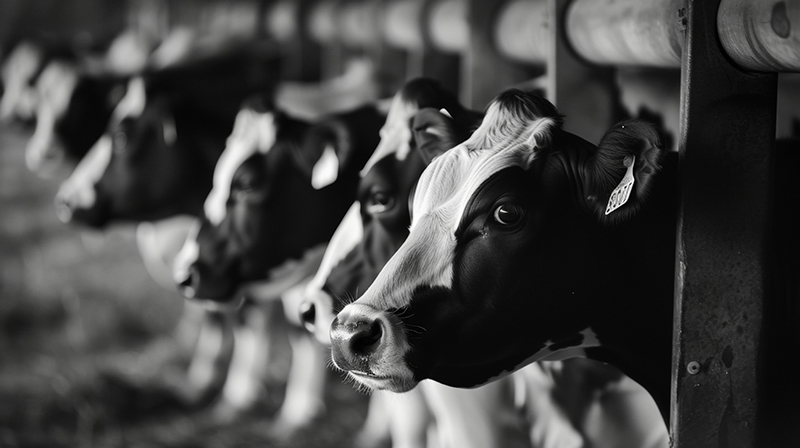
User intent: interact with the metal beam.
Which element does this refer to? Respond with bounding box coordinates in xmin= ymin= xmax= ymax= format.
xmin=672 ymin=0 xmax=778 ymax=446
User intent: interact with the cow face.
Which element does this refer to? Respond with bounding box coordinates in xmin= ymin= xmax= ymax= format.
xmin=55 ymin=77 xmax=230 ymax=227
xmin=297 ymin=78 xmax=482 ymax=344
xmin=173 ymin=105 xmax=384 ymax=303
xmin=26 ymin=61 xmax=124 ymax=175
xmin=330 ymin=90 xmax=669 ymax=394
xmin=301 ymin=108 xmax=481 ymax=345
xmin=0 ymin=41 xmax=42 ymax=123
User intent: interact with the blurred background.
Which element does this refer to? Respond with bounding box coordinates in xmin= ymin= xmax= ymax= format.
xmin=0 ymin=1 xmax=385 ymax=447
xmin=2 ymin=0 xmax=798 ymax=447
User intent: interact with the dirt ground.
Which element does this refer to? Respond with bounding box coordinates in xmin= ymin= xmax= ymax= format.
xmin=0 ymin=122 xmax=372 ymax=448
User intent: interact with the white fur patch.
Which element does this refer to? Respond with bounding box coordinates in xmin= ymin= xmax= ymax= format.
xmin=55 ymin=135 xmax=113 ymax=215
xmin=204 ymin=109 xmax=276 ymax=225
xmin=111 ymin=77 xmax=146 ymax=124
xmin=172 ymin=220 xmax=202 ymax=291
xmin=26 ymin=62 xmax=79 ymax=171
xmin=360 ymin=94 xmax=418 ymax=176
xmin=0 ymin=41 xmax=42 ymax=121
xmin=311 ymin=143 xmax=339 ymax=189
xmin=486 ymin=327 xmax=602 ymax=386
xmin=306 ymin=201 xmax=364 ymax=293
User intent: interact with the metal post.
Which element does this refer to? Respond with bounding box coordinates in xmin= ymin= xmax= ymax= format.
xmin=672 ymin=0 xmax=778 ymax=446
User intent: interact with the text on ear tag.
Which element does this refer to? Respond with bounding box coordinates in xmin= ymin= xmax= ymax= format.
xmin=605 ymin=155 xmax=635 ymax=215
xmin=312 ymin=143 xmax=339 ymax=189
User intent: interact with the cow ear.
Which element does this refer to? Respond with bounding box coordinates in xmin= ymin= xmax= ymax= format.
xmin=411 ymin=108 xmax=460 ymax=164
xmin=296 ymin=121 xmax=351 ymax=190
xmin=584 ymin=119 xmax=663 ymax=223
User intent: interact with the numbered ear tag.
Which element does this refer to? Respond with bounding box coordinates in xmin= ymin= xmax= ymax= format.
xmin=605 ymin=155 xmax=635 ymax=215
xmin=311 ymin=143 xmax=339 ymax=190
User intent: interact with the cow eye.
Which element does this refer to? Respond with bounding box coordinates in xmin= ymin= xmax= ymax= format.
xmin=366 ymin=191 xmax=394 ymax=215
xmin=492 ymin=203 xmax=523 ymax=226
xmin=113 ymin=131 xmax=127 ymax=153
xmin=234 ymin=174 xmax=257 ymax=193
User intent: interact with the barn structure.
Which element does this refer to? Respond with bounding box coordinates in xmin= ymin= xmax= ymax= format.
xmin=1 ymin=0 xmax=798 ymax=447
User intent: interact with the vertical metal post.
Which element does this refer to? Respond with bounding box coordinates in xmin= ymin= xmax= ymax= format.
xmin=672 ymin=0 xmax=777 ymax=446
xmin=464 ymin=0 xmax=538 ymax=109
xmin=548 ymin=0 xmax=618 ymax=144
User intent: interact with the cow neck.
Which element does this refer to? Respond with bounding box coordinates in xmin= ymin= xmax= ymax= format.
xmin=579 ymin=150 xmax=679 ymax=421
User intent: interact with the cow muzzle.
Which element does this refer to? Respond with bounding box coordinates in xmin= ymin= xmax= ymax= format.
xmin=329 ymin=303 xmax=416 ymax=392
xmin=298 ymin=288 xmax=336 ymax=345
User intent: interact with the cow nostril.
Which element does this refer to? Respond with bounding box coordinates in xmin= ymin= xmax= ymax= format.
xmin=349 ymin=320 xmax=383 ymax=357
xmin=300 ymin=301 xmax=316 ymax=331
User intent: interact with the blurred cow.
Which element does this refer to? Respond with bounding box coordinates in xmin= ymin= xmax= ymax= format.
xmin=170 ymin=99 xmax=385 ymax=428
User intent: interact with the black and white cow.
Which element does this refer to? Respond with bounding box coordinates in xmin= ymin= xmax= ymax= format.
xmin=54 ymin=47 xmax=280 ymax=227
xmin=304 ymin=81 xmax=666 ymax=447
xmin=170 ymin=100 xmax=385 ymax=428
xmin=292 ymin=78 xmax=529 ymax=448
xmin=329 ymin=89 xmax=678 ymax=425
xmin=172 ymin=103 xmax=385 ymax=302
xmin=25 ymin=60 xmax=127 ymax=175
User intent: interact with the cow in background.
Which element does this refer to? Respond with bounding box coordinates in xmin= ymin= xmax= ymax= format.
xmin=54 ymin=44 xmax=280 ymax=227
xmin=51 ymin=47 xmax=281 ymax=412
xmin=170 ymin=100 xmax=385 ymax=429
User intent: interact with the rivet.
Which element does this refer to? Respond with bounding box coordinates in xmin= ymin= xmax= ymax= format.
xmin=687 ymin=361 xmax=701 ymax=375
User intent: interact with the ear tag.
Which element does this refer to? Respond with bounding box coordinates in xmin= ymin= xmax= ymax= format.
xmin=311 ymin=143 xmax=339 ymax=189
xmin=605 ymin=155 xmax=635 ymax=215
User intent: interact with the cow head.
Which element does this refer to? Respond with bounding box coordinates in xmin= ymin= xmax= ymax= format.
xmin=0 ymin=41 xmax=42 ymax=123
xmin=299 ymin=79 xmax=482 ymax=345
xmin=172 ymin=104 xmax=384 ymax=303
xmin=53 ymin=50 xmax=281 ymax=227
xmin=329 ymin=89 xmax=674 ymax=404
xmin=54 ymin=75 xmax=237 ymax=227
xmin=26 ymin=60 xmax=125 ymax=176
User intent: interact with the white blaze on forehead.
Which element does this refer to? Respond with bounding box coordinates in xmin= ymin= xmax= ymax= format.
xmin=355 ymin=97 xmax=558 ymax=310
xmin=305 ymin=201 xmax=364 ymax=294
xmin=204 ymin=108 xmax=277 ymax=225
xmin=111 ymin=77 xmax=147 ymax=124
xmin=172 ymin=220 xmax=202 ymax=287
xmin=0 ymin=42 xmax=42 ymax=121
xmin=35 ymin=61 xmax=79 ymax=117
xmin=56 ymin=135 xmax=113 ymax=210
xmin=359 ymin=94 xmax=419 ymax=176
xmin=26 ymin=62 xmax=79 ymax=171
xmin=411 ymin=100 xmax=556 ymax=234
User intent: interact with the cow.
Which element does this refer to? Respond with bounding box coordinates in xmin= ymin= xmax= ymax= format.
xmin=328 ymin=88 xmax=678 ymax=428
xmin=171 ymin=99 xmax=385 ymax=429
xmin=1 ymin=40 xmax=48 ymax=123
xmin=290 ymin=78 xmax=531 ymax=448
xmin=23 ymin=27 xmax=189 ymax=176
xmin=54 ymin=46 xmax=280 ymax=227
xmin=25 ymin=60 xmax=127 ymax=176
xmin=302 ymin=80 xmax=666 ymax=447
xmin=172 ymin=103 xmax=385 ymax=302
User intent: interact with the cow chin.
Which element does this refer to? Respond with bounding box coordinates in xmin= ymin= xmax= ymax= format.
xmin=347 ymin=370 xmax=418 ymax=393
